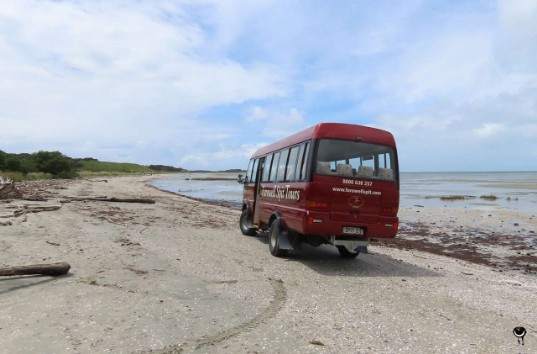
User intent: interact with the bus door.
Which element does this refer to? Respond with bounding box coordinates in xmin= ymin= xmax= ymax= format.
xmin=253 ymin=157 xmax=264 ymax=225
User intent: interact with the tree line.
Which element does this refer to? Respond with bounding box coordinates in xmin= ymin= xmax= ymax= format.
xmin=0 ymin=150 xmax=187 ymax=179
xmin=0 ymin=150 xmax=79 ymax=178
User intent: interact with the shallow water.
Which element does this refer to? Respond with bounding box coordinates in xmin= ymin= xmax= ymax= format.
xmin=401 ymin=172 xmax=537 ymax=212
xmin=151 ymin=172 xmax=243 ymax=206
xmin=150 ymin=171 xmax=537 ymax=213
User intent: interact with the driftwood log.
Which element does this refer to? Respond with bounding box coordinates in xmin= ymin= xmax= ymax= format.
xmin=62 ymin=197 xmax=155 ymax=204
xmin=0 ymin=262 xmax=71 ymax=276
xmin=13 ymin=205 xmax=62 ymax=217
xmin=0 ymin=183 xmax=23 ymax=200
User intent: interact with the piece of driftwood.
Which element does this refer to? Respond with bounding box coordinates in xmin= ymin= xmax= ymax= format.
xmin=13 ymin=205 xmax=62 ymax=217
xmin=103 ymin=197 xmax=155 ymax=204
xmin=22 ymin=195 xmax=48 ymax=202
xmin=0 ymin=262 xmax=71 ymax=276
xmin=0 ymin=183 xmax=23 ymax=200
xmin=63 ymin=197 xmax=155 ymax=204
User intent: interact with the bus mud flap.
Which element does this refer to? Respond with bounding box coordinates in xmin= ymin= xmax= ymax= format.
xmin=278 ymin=230 xmax=293 ymax=250
xmin=356 ymin=246 xmax=368 ymax=254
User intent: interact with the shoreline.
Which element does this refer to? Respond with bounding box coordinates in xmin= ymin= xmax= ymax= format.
xmin=146 ymin=183 xmax=242 ymax=210
xmin=1 ymin=176 xmax=536 ymax=353
xmin=149 ymin=170 xmax=537 ymax=214
xmin=148 ymin=180 xmax=537 ymax=275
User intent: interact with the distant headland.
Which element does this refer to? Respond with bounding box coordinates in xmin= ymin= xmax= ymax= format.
xmin=0 ymin=150 xmax=242 ymax=181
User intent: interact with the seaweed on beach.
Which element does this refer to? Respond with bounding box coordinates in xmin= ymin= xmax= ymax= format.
xmin=378 ymin=221 xmax=537 ymax=274
xmin=425 ymin=195 xmax=476 ymax=201
xmin=480 ymin=194 xmax=498 ymax=201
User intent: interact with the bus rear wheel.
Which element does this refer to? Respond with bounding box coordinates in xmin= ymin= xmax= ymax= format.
xmin=337 ymin=246 xmax=359 ymax=258
xmin=240 ymin=209 xmax=256 ymax=236
xmin=269 ymin=219 xmax=288 ymax=257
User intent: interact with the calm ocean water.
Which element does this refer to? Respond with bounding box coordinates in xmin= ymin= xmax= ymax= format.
xmin=149 ymin=171 xmax=537 ymax=213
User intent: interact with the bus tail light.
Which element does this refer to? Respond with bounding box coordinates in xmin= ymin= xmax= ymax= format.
xmin=381 ymin=206 xmax=399 ymax=215
xmin=305 ymin=200 xmax=329 ymax=210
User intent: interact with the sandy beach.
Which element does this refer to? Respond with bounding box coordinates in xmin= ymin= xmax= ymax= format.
xmin=1 ymin=176 xmax=536 ymax=353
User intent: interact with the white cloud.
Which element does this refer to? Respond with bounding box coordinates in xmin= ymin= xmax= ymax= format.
xmin=1 ymin=1 xmax=536 ymax=171
xmin=0 ymin=0 xmax=286 ymax=164
xmin=497 ymin=0 xmax=537 ymax=71
xmin=474 ymin=123 xmax=503 ymax=138
xmin=245 ymin=106 xmax=305 ymax=139
xmin=176 ymin=142 xmax=267 ymax=169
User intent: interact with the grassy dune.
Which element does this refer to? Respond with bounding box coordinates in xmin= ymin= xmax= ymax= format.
xmin=77 ymin=160 xmax=154 ymax=176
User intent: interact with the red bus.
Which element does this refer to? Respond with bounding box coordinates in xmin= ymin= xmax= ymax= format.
xmin=238 ymin=123 xmax=399 ymax=258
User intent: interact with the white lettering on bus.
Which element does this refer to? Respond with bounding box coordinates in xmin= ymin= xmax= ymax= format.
xmin=332 ymin=187 xmax=382 ymax=196
xmin=342 ymin=178 xmax=373 ymax=187
xmin=260 ymin=185 xmax=301 ymax=201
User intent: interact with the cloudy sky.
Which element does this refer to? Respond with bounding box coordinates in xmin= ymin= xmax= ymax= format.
xmin=1 ymin=0 xmax=536 ymax=171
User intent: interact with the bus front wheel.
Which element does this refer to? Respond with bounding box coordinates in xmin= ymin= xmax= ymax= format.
xmin=337 ymin=246 xmax=359 ymax=258
xmin=269 ymin=219 xmax=288 ymax=257
xmin=240 ymin=209 xmax=256 ymax=236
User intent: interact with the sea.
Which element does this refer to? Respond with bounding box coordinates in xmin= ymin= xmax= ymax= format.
xmin=149 ymin=171 xmax=537 ymax=213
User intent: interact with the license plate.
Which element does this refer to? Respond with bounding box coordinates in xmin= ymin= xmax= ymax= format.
xmin=343 ymin=226 xmax=363 ymax=235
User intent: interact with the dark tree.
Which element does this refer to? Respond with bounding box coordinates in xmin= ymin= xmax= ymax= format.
xmin=0 ymin=150 xmax=6 ymax=170
xmin=31 ymin=151 xmax=78 ymax=178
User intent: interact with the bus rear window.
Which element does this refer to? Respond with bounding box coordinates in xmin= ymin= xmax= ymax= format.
xmin=315 ymin=139 xmax=396 ymax=181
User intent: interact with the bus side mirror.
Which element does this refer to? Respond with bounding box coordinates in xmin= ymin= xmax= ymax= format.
xmin=237 ymin=174 xmax=245 ymax=184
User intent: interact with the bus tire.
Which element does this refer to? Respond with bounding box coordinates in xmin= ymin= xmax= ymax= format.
xmin=269 ymin=219 xmax=288 ymax=257
xmin=240 ymin=209 xmax=256 ymax=236
xmin=337 ymin=246 xmax=359 ymax=258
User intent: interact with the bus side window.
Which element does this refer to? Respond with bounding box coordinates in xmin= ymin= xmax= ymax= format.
xmin=250 ymin=159 xmax=259 ymax=184
xmin=377 ymin=152 xmax=394 ymax=180
xmin=262 ymin=154 xmax=273 ymax=182
xmin=300 ymin=143 xmax=310 ymax=180
xmin=245 ymin=160 xmax=254 ymax=183
xmin=294 ymin=144 xmax=305 ymax=181
xmin=286 ymin=146 xmax=300 ymax=181
xmin=269 ymin=152 xmax=280 ymax=182
xmin=276 ymin=149 xmax=289 ymax=181
xmin=359 ymin=155 xmax=375 ymax=176
xmin=294 ymin=142 xmax=310 ymax=181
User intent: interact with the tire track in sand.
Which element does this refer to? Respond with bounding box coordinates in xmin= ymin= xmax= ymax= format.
xmin=151 ymin=278 xmax=287 ymax=354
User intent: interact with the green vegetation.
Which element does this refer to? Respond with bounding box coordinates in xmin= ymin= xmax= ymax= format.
xmin=0 ymin=150 xmax=189 ymax=180
xmin=77 ymin=160 xmax=189 ymax=176
xmin=78 ymin=159 xmax=153 ymax=174
xmin=148 ymin=165 xmax=186 ymax=173
xmin=0 ymin=171 xmax=52 ymax=182
xmin=1 ymin=150 xmax=78 ymax=179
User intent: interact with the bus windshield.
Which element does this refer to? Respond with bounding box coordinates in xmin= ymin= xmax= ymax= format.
xmin=315 ymin=139 xmax=397 ymax=181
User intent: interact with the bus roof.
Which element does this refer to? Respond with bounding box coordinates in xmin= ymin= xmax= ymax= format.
xmin=251 ymin=123 xmax=396 ymax=158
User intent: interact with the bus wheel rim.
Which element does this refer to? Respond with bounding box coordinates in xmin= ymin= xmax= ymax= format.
xmin=270 ymin=227 xmax=277 ymax=248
